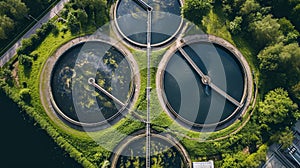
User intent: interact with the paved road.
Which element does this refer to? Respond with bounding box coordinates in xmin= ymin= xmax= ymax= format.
xmin=0 ymin=0 xmax=70 ymax=68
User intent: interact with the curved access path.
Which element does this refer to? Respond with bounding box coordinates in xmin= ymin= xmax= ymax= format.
xmin=0 ymin=0 xmax=70 ymax=67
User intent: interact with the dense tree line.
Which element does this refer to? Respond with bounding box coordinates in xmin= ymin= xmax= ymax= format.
xmin=220 ymin=0 xmax=300 ymax=100
xmin=182 ymin=0 xmax=213 ymax=25
xmin=180 ymin=0 xmax=300 ymax=167
xmin=257 ymin=0 xmax=300 ymax=31
xmin=0 ymin=0 xmax=28 ymax=40
xmin=219 ymin=0 xmax=300 ymax=166
xmin=0 ymin=0 xmax=58 ymax=53
xmin=61 ymin=0 xmax=108 ymax=34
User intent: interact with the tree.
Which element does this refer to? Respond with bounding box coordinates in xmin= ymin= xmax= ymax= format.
xmin=270 ymin=127 xmax=294 ymax=149
xmin=19 ymin=54 xmax=33 ymax=68
xmin=258 ymin=0 xmax=300 ymax=31
xmin=292 ymin=3 xmax=300 ymax=29
xmin=250 ymin=14 xmax=283 ymax=48
xmin=241 ymin=144 xmax=267 ymax=168
xmin=222 ymin=152 xmax=246 ymax=168
xmin=67 ymin=12 xmax=80 ymax=34
xmin=258 ymin=42 xmax=283 ymax=73
xmin=292 ymin=82 xmax=300 ymax=103
xmin=278 ymin=18 xmax=299 ymax=44
xmin=258 ymin=42 xmax=300 ymax=90
xmin=238 ymin=120 xmax=262 ymax=152
xmin=0 ymin=15 xmax=14 ymax=39
xmin=279 ymin=128 xmax=294 ymax=149
xmin=75 ymin=9 xmax=88 ymax=28
xmin=239 ymin=0 xmax=260 ymax=16
xmin=258 ymin=88 xmax=299 ymax=126
xmin=7 ymin=0 xmax=28 ymax=20
xmin=100 ymin=160 xmax=110 ymax=168
xmin=17 ymin=37 xmax=33 ymax=55
xmin=182 ymin=0 xmax=212 ymax=25
xmin=0 ymin=1 xmax=10 ymax=15
xmin=0 ymin=68 xmax=12 ymax=84
xmin=0 ymin=0 xmax=28 ymax=20
xmin=73 ymin=0 xmax=108 ymax=26
xmin=19 ymin=88 xmax=31 ymax=102
xmin=229 ymin=16 xmax=243 ymax=35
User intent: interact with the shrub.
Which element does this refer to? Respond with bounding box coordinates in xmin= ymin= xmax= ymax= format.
xmin=19 ymin=54 xmax=33 ymax=68
xmin=19 ymin=88 xmax=31 ymax=103
xmin=182 ymin=0 xmax=212 ymax=25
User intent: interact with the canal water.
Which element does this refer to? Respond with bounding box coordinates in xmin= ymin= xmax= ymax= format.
xmin=0 ymin=90 xmax=81 ymax=167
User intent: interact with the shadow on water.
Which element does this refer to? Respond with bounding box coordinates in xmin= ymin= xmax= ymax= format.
xmin=0 ymin=90 xmax=81 ymax=167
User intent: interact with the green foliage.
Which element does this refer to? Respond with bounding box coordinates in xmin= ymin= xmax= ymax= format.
xmin=0 ymin=0 xmax=28 ymax=20
xmin=221 ymin=144 xmax=266 ymax=168
xmin=258 ymin=43 xmax=282 ymax=72
xmin=100 ymin=160 xmax=110 ymax=168
xmin=270 ymin=127 xmax=294 ymax=149
xmin=278 ymin=128 xmax=294 ymax=149
xmin=0 ymin=0 xmax=59 ymax=54
xmin=222 ymin=152 xmax=246 ymax=168
xmin=221 ymin=0 xmax=246 ymax=19
xmin=67 ymin=12 xmax=81 ymax=33
xmin=237 ymin=120 xmax=262 ymax=151
xmin=229 ymin=16 xmax=242 ymax=35
xmin=250 ymin=14 xmax=283 ymax=48
xmin=258 ymin=42 xmax=300 ymax=90
xmin=292 ymin=4 xmax=300 ymax=29
xmin=258 ymin=0 xmax=300 ymax=30
xmin=292 ymin=82 xmax=300 ymax=103
xmin=0 ymin=0 xmax=28 ymax=39
xmin=241 ymin=144 xmax=267 ymax=168
xmin=182 ymin=0 xmax=212 ymax=25
xmin=18 ymin=22 xmax=55 ymax=55
xmin=65 ymin=0 xmax=108 ymax=33
xmin=278 ymin=18 xmax=299 ymax=44
xmin=0 ymin=68 xmax=12 ymax=83
xmin=19 ymin=54 xmax=33 ymax=68
xmin=258 ymin=88 xmax=299 ymax=126
xmin=19 ymin=88 xmax=31 ymax=102
xmin=71 ymin=0 xmax=108 ymax=27
xmin=6 ymin=0 xmax=28 ymax=20
xmin=239 ymin=0 xmax=260 ymax=16
xmin=76 ymin=9 xmax=88 ymax=26
xmin=0 ymin=15 xmax=14 ymax=39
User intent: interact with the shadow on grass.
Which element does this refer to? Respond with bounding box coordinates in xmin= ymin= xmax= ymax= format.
xmin=23 ymin=66 xmax=32 ymax=78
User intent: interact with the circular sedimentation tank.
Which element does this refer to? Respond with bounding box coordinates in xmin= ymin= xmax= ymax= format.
xmin=157 ymin=35 xmax=253 ymax=129
xmin=114 ymin=0 xmax=183 ymax=47
xmin=111 ymin=133 xmax=191 ymax=168
xmin=50 ymin=40 xmax=138 ymax=127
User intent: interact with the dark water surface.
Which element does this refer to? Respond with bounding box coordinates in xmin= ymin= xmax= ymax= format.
xmin=51 ymin=42 xmax=133 ymax=124
xmin=117 ymin=136 xmax=185 ymax=167
xmin=163 ymin=43 xmax=244 ymax=125
xmin=116 ymin=0 xmax=182 ymax=45
xmin=0 ymin=90 xmax=81 ymax=167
